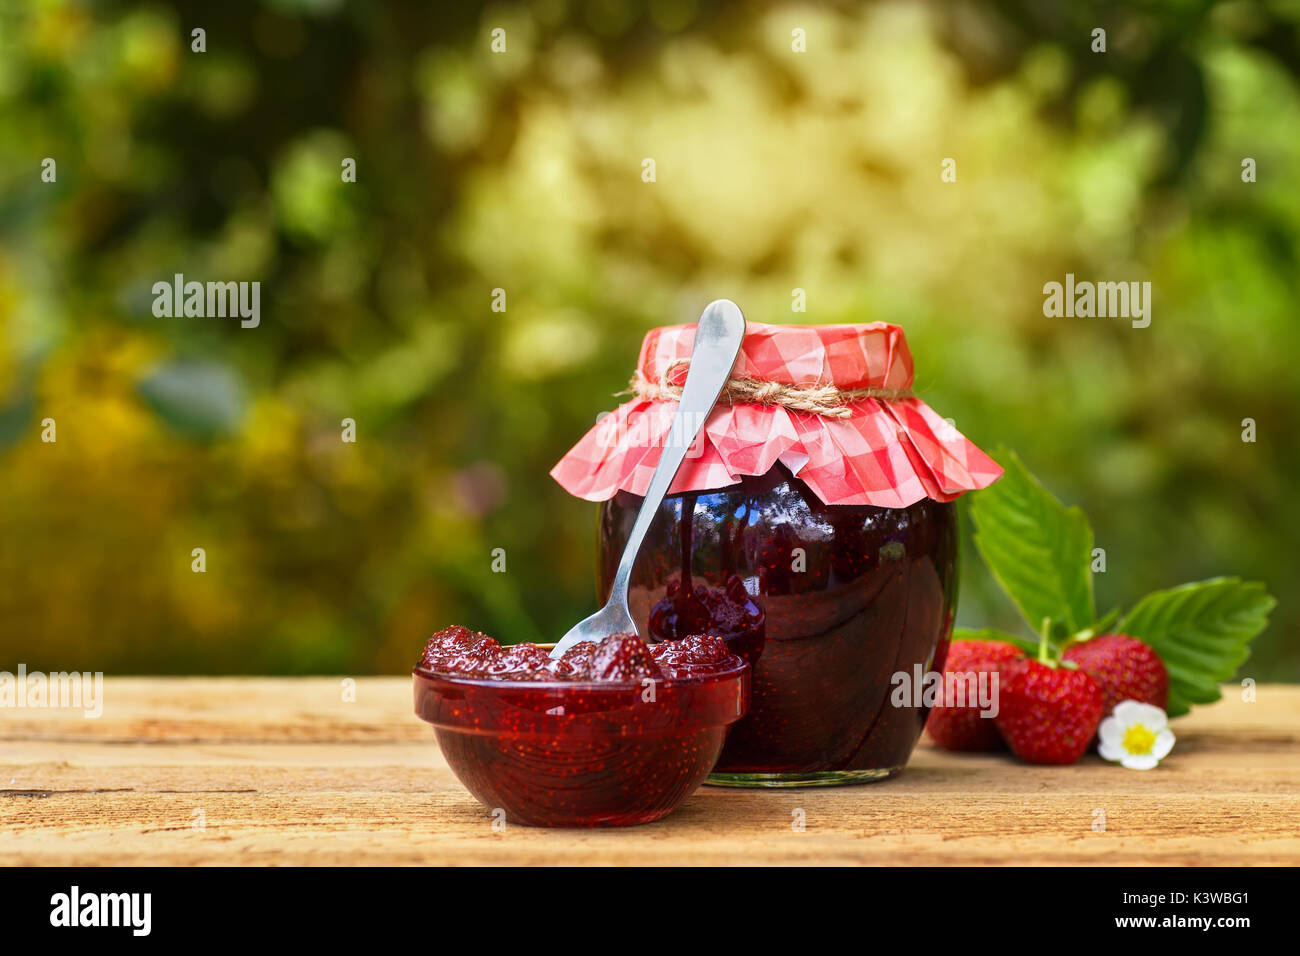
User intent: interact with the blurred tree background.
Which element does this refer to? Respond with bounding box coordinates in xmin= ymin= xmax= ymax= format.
xmin=0 ymin=0 xmax=1295 ymax=677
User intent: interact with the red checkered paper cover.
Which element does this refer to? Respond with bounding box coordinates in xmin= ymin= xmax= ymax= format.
xmin=550 ymin=321 xmax=1002 ymax=508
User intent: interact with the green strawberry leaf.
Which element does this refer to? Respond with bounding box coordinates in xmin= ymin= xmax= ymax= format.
xmin=951 ymin=627 xmax=1040 ymax=656
xmin=1118 ymin=578 xmax=1276 ymax=717
xmin=969 ymin=450 xmax=1096 ymax=637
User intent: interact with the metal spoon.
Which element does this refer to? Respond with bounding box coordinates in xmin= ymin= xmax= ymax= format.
xmin=550 ymin=299 xmax=746 ymax=659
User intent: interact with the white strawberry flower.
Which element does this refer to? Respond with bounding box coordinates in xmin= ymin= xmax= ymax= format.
xmin=1098 ymin=700 xmax=1175 ymax=770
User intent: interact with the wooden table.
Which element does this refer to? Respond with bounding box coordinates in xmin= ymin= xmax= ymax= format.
xmin=2 ymin=678 xmax=1297 ymax=865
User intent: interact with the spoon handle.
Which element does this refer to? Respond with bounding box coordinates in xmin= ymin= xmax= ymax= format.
xmin=606 ymin=300 xmax=747 ymax=607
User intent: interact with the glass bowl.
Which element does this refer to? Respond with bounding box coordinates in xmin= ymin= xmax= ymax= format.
xmin=413 ymin=647 xmax=749 ymax=827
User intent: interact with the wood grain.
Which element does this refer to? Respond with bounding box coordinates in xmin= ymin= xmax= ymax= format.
xmin=2 ymin=678 xmax=1297 ymax=865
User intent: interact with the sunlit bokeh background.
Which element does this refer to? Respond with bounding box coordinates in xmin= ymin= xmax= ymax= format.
xmin=1 ymin=0 xmax=1296 ymax=676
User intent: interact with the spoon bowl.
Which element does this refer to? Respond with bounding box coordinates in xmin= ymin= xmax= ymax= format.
xmin=551 ymin=299 xmax=746 ymax=659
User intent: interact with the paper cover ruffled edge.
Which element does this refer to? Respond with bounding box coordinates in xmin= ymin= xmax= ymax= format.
xmin=550 ymin=397 xmax=1002 ymax=508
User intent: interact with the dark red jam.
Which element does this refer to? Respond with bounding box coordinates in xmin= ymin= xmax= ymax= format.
xmin=418 ymin=627 xmax=740 ymax=682
xmin=598 ymin=464 xmax=958 ymax=781
xmin=414 ymin=628 xmax=750 ymax=826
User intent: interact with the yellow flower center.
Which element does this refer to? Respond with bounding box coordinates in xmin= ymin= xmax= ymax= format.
xmin=1122 ymin=723 xmax=1157 ymax=755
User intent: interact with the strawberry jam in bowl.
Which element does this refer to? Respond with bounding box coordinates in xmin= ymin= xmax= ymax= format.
xmin=413 ymin=628 xmax=749 ymax=827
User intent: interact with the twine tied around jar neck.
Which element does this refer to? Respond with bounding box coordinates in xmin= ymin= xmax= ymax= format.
xmin=629 ymin=358 xmax=914 ymax=420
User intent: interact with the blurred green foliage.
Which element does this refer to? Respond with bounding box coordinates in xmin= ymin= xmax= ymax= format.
xmin=0 ymin=0 xmax=1296 ymax=677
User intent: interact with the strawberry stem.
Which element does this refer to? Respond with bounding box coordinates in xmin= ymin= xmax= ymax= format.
xmin=1037 ymin=617 xmax=1053 ymax=664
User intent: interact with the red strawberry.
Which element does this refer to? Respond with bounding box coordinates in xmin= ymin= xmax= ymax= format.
xmin=485 ymin=642 xmax=553 ymax=678
xmin=420 ymin=626 xmax=502 ymax=674
xmin=994 ymin=658 xmax=1104 ymax=764
xmin=1063 ymin=633 xmax=1168 ymax=716
xmin=550 ymin=641 xmax=596 ymax=678
xmin=926 ymin=640 xmax=1025 ymax=751
xmin=587 ymin=632 xmax=663 ymax=682
xmin=650 ymin=634 xmax=735 ymax=677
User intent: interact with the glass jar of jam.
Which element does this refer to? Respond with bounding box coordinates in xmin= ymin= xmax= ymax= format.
xmin=553 ymin=320 xmax=1000 ymax=786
